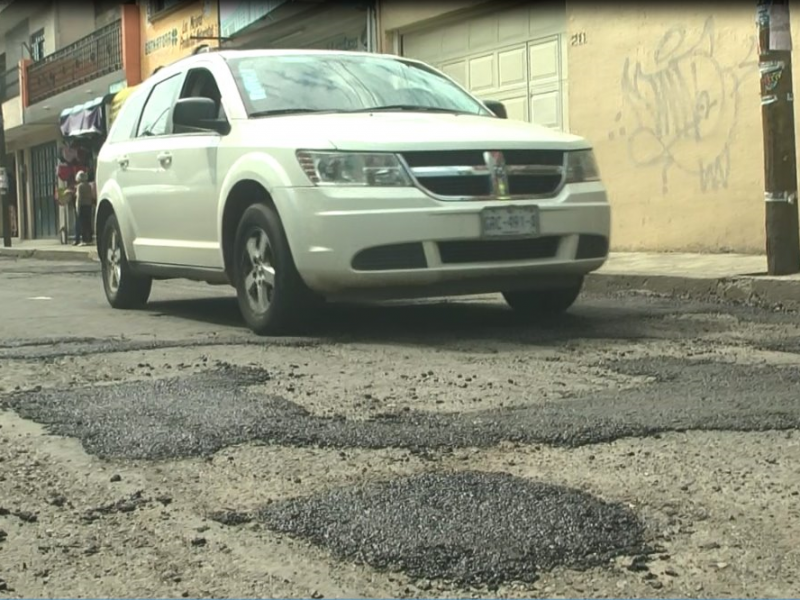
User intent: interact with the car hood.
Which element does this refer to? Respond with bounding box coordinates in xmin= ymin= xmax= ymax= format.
xmin=240 ymin=112 xmax=591 ymax=152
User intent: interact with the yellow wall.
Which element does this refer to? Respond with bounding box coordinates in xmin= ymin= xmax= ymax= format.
xmin=567 ymin=5 xmax=788 ymax=253
xmin=140 ymin=0 xmax=219 ymax=82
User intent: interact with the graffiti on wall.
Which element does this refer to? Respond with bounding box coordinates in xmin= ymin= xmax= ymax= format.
xmin=609 ymin=17 xmax=758 ymax=195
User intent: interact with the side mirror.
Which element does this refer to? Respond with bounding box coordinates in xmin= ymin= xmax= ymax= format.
xmin=484 ymin=99 xmax=508 ymax=119
xmin=172 ymin=97 xmax=230 ymax=134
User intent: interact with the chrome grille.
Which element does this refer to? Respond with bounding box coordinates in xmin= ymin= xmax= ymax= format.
xmin=401 ymin=150 xmax=565 ymax=200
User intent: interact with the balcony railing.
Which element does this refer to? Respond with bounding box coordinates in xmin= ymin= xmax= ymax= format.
xmin=27 ymin=19 xmax=123 ymax=106
xmin=1 ymin=67 xmax=20 ymax=102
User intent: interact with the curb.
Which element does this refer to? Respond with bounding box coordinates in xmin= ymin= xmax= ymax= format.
xmin=585 ymin=272 xmax=800 ymax=311
xmin=0 ymin=248 xmax=98 ymax=262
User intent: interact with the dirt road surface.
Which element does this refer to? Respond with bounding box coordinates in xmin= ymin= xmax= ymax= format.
xmin=0 ymin=257 xmax=798 ymax=599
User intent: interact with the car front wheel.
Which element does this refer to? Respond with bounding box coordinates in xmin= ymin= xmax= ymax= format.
xmin=101 ymin=214 xmax=152 ymax=309
xmin=502 ymin=278 xmax=584 ymax=317
xmin=233 ymin=203 xmax=319 ymax=336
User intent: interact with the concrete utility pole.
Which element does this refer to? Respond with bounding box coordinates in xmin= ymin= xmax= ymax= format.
xmin=758 ymin=0 xmax=800 ymax=274
xmin=0 ymin=70 xmax=12 ymax=248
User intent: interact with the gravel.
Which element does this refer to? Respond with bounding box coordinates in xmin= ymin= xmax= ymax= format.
xmin=2 ymin=358 xmax=799 ymax=460
xmin=0 ymin=336 xmax=316 ymax=361
xmin=257 ymin=470 xmax=651 ymax=588
xmin=3 ymin=256 xmax=800 ymax=598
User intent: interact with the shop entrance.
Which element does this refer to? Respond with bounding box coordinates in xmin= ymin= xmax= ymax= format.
xmin=3 ymin=153 xmax=18 ymax=238
xmin=30 ymin=141 xmax=59 ymax=239
xmin=56 ymin=136 xmax=100 ymax=246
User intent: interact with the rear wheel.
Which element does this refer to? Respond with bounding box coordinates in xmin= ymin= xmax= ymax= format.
xmin=502 ymin=278 xmax=584 ymax=317
xmin=233 ymin=203 xmax=320 ymax=336
xmin=101 ymin=214 xmax=152 ymax=309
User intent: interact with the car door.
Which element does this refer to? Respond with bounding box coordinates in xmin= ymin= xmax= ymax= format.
xmin=157 ymin=64 xmax=227 ymax=269
xmin=124 ymin=72 xmax=185 ymax=265
xmin=98 ymin=85 xmax=149 ymax=238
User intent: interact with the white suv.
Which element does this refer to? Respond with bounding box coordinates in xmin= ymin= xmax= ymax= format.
xmin=96 ymin=49 xmax=610 ymax=336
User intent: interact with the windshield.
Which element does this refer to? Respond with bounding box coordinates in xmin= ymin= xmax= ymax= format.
xmin=226 ymin=53 xmax=492 ymax=117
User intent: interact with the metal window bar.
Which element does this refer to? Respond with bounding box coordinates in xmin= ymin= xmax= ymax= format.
xmin=30 ymin=141 xmax=59 ymax=239
xmin=27 ymin=20 xmax=123 ymax=105
xmin=30 ymin=29 xmax=45 ymax=62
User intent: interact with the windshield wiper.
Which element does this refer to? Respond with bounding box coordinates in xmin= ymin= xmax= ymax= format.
xmin=349 ymin=105 xmax=467 ymax=114
xmin=249 ymin=108 xmax=330 ymax=118
xmin=249 ymin=106 xmax=468 ymax=118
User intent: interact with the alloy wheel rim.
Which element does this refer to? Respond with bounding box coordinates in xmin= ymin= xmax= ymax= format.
xmin=105 ymin=230 xmax=122 ymax=294
xmin=243 ymin=227 xmax=276 ymax=314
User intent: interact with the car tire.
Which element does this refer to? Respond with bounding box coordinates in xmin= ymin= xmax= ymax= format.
xmin=100 ymin=214 xmax=153 ymax=309
xmin=233 ymin=203 xmax=320 ymax=336
xmin=502 ymin=277 xmax=584 ymax=317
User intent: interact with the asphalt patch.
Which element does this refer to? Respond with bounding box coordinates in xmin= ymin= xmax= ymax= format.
xmin=2 ymin=359 xmax=799 ymax=460
xmin=1 ymin=366 xmax=304 ymax=459
xmin=256 ymin=470 xmax=650 ymax=587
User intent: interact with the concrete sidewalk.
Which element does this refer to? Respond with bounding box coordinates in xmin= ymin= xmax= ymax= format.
xmin=0 ymin=239 xmax=100 ymax=262
xmin=1 ymin=240 xmax=799 ymax=310
xmin=586 ymin=252 xmax=800 ymax=311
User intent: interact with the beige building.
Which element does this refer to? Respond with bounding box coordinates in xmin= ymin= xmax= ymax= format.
xmin=1 ymin=0 xmax=141 ymax=241
xmin=377 ymin=1 xmax=800 ymax=254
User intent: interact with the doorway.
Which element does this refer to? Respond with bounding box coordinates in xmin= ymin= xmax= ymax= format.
xmin=30 ymin=141 xmax=59 ymax=239
xmin=4 ymin=153 xmax=18 ymax=238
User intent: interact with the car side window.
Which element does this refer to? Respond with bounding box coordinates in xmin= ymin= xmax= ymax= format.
xmin=179 ymin=67 xmax=226 ymax=120
xmin=108 ymin=89 xmax=148 ymax=144
xmin=136 ymin=74 xmax=183 ymax=138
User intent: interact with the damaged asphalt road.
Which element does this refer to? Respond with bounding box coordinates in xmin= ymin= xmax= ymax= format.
xmin=3 ymin=358 xmax=800 ymax=460
xmin=1 ymin=257 xmax=800 ymax=598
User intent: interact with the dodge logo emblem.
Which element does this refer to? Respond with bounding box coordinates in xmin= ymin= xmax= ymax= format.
xmin=484 ymin=151 xmax=510 ymax=199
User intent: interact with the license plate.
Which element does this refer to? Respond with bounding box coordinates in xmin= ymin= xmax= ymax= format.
xmin=480 ymin=205 xmax=540 ymax=238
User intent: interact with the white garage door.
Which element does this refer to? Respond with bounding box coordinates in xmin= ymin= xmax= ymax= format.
xmin=400 ymin=3 xmax=567 ymax=130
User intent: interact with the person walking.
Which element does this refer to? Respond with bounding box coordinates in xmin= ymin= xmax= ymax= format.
xmin=70 ymin=187 xmax=82 ymax=246
xmin=74 ymin=170 xmax=94 ymax=246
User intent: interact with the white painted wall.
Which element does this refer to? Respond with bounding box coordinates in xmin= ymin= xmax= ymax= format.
xmin=55 ymin=2 xmax=99 ymax=49
xmin=0 ymin=0 xmax=95 ymax=67
xmin=1 ymin=97 xmax=23 ymax=129
xmin=27 ymin=1 xmax=56 ymax=57
xmin=2 ymin=20 xmax=32 ymax=66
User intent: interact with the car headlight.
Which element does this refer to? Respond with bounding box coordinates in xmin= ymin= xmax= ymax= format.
xmin=564 ymin=150 xmax=600 ymax=183
xmin=296 ymin=151 xmax=412 ymax=187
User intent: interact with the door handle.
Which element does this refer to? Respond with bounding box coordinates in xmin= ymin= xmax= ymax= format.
xmin=157 ymin=152 xmax=172 ymax=167
xmin=117 ymin=156 xmax=129 ymax=169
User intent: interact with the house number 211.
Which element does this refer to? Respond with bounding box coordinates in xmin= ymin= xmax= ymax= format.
xmin=570 ymin=32 xmax=587 ymax=46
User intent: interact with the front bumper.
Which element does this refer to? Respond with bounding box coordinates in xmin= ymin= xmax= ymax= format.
xmin=272 ymin=182 xmax=611 ymax=298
